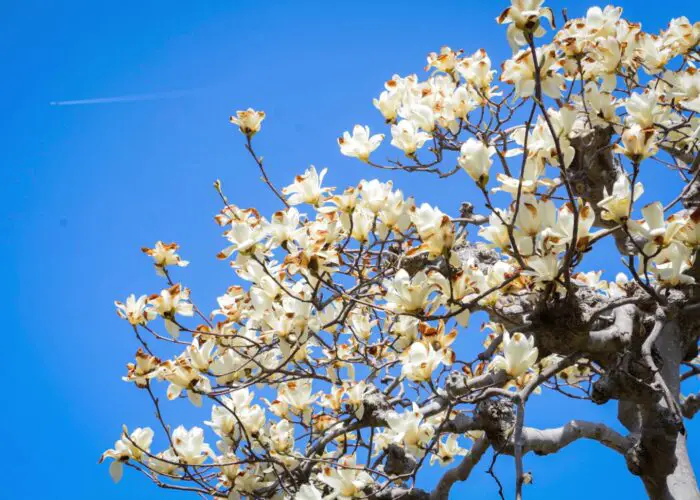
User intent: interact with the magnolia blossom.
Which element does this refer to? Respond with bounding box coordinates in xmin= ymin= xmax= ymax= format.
xmin=141 ymin=241 xmax=189 ymax=277
xmin=458 ymin=138 xmax=495 ymax=186
xmin=171 ymin=425 xmax=213 ymax=465
xmin=625 ymin=91 xmax=664 ymax=129
xmin=410 ymin=203 xmax=454 ymax=256
xmin=123 ymin=348 xmax=161 ymax=387
xmin=479 ymin=211 xmax=513 ymax=251
xmin=230 ymin=108 xmax=265 ymax=137
xmin=338 ymin=125 xmax=384 ymax=162
xmin=425 ymin=46 xmax=463 ymax=73
xmin=497 ymin=0 xmax=555 ymax=51
xmin=269 ymin=418 xmax=296 ymax=454
xmin=319 ymin=455 xmax=374 ymax=499
xmin=401 ymin=341 xmax=443 ymax=382
xmin=343 ymin=381 xmax=370 ymax=420
xmin=501 ymin=46 xmax=563 ymax=99
xmin=628 ymin=202 xmax=688 ymax=251
xmin=597 ymin=175 xmax=644 ymax=222
xmin=431 ymin=434 xmax=468 ymax=466
xmin=390 ymin=120 xmax=432 ymax=156
xmin=385 ymin=403 xmax=435 ymax=458
xmin=358 ymin=179 xmax=393 ymax=214
xmin=101 ymin=427 xmax=154 ymax=483
xmin=115 ymin=294 xmax=155 ymax=325
xmin=384 ymin=270 xmax=436 ymax=313
xmin=277 ymin=380 xmax=317 ymax=423
xmin=490 ymin=331 xmax=539 ymax=377
xmin=161 ymin=357 xmax=212 ymax=406
xmin=523 ymin=253 xmax=560 ymax=285
xmin=649 ymin=241 xmax=695 ymax=286
xmin=296 ymin=484 xmax=324 ymax=500
xmin=148 ymin=284 xmax=194 ymax=338
xmin=283 ymin=166 xmax=332 ymax=206
xmin=614 ymin=124 xmax=658 ymax=161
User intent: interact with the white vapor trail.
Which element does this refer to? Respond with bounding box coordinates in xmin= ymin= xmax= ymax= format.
xmin=49 ymin=89 xmax=201 ymax=106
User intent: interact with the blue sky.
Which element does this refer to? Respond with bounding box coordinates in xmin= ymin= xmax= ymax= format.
xmin=4 ymin=0 xmax=699 ymax=498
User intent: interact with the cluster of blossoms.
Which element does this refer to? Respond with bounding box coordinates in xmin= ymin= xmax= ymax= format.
xmin=105 ymin=2 xmax=700 ymax=499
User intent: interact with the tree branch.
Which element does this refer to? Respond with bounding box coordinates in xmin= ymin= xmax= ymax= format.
xmin=521 ymin=420 xmax=633 ymax=456
xmin=430 ymin=436 xmax=490 ymax=500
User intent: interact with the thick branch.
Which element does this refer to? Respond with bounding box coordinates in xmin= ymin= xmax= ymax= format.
xmin=586 ymin=304 xmax=637 ymax=353
xmin=521 ymin=420 xmax=633 ymax=456
xmin=430 ymin=436 xmax=490 ymax=500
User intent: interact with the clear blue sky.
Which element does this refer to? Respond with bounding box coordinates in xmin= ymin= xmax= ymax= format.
xmin=4 ymin=0 xmax=699 ymax=498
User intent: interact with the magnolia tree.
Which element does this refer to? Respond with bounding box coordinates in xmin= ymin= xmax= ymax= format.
xmin=102 ymin=2 xmax=700 ymax=499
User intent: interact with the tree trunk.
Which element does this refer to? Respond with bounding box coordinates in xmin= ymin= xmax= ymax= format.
xmin=641 ymin=433 xmax=699 ymax=499
xmin=638 ymin=321 xmax=700 ymax=499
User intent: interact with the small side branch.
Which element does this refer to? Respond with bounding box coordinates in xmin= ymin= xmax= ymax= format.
xmin=244 ymin=136 xmax=289 ymax=208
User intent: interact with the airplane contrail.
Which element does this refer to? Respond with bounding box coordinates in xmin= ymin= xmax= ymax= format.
xmin=49 ymin=88 xmax=203 ymax=106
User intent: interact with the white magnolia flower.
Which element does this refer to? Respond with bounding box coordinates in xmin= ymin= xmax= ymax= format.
xmin=523 ymin=253 xmax=560 ymax=284
xmin=457 ymin=49 xmax=497 ymax=94
xmin=319 ymin=455 xmax=373 ymax=499
xmin=277 ymin=380 xmax=317 ymax=423
xmin=101 ymin=426 xmax=154 ymax=483
xmin=571 ymin=270 xmax=606 ymax=291
xmin=358 ymin=179 xmax=393 ymax=214
xmin=384 ymin=269 xmax=436 ymax=313
xmin=501 ymin=46 xmax=563 ymax=99
xmin=149 ymin=448 xmax=179 ymax=475
xmin=497 ymin=0 xmax=555 ymax=52
xmin=614 ymin=124 xmax=658 ymax=162
xmin=269 ymin=418 xmax=295 ymax=454
xmin=552 ymin=201 xmax=596 ymax=251
xmin=480 ymin=211 xmax=513 ymax=251
xmin=148 ymin=284 xmax=194 ymax=338
xmin=211 ymin=389 xmax=265 ymax=439
xmin=296 ymin=483 xmax=324 ymax=500
xmin=373 ymin=88 xmax=403 ymax=123
xmin=230 ymin=108 xmax=265 ymax=137
xmin=662 ymin=17 xmax=700 ymax=55
xmin=401 ymin=341 xmax=444 ymax=382
xmin=171 ymin=425 xmax=213 ymax=465
xmin=628 ymin=202 xmax=688 ymax=250
xmin=431 ymin=434 xmax=468 ymax=466
xmin=344 ymin=381 xmax=371 ymax=420
xmin=385 ymin=403 xmax=435 ymax=458
xmin=186 ymin=338 xmax=216 ymax=372
xmin=597 ymin=175 xmax=644 ymax=222
xmin=458 ymin=138 xmax=495 ymax=186
xmin=115 ymin=294 xmax=155 ymax=325
xmin=490 ymin=331 xmax=539 ymax=377
xmin=409 ymin=102 xmax=438 ymax=133
xmin=426 ymin=46 xmax=463 ymax=73
xmin=410 ymin=203 xmax=454 ymax=256
xmin=625 ymin=92 xmax=665 ymax=129
xmin=142 ymin=241 xmax=189 ymax=277
xmin=283 ymin=166 xmax=333 ymax=206
xmin=218 ymin=220 xmax=269 ymax=260
xmin=269 ymin=207 xmax=301 ymax=247
xmin=390 ymin=120 xmax=432 ymax=156
xmin=380 ymin=188 xmax=413 ymax=234
xmin=648 ymin=241 xmax=695 ymax=286
xmin=338 ymin=125 xmax=384 ymax=162
xmin=122 ymin=348 xmax=161 ymax=387
xmin=161 ymin=357 xmax=212 ymax=407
